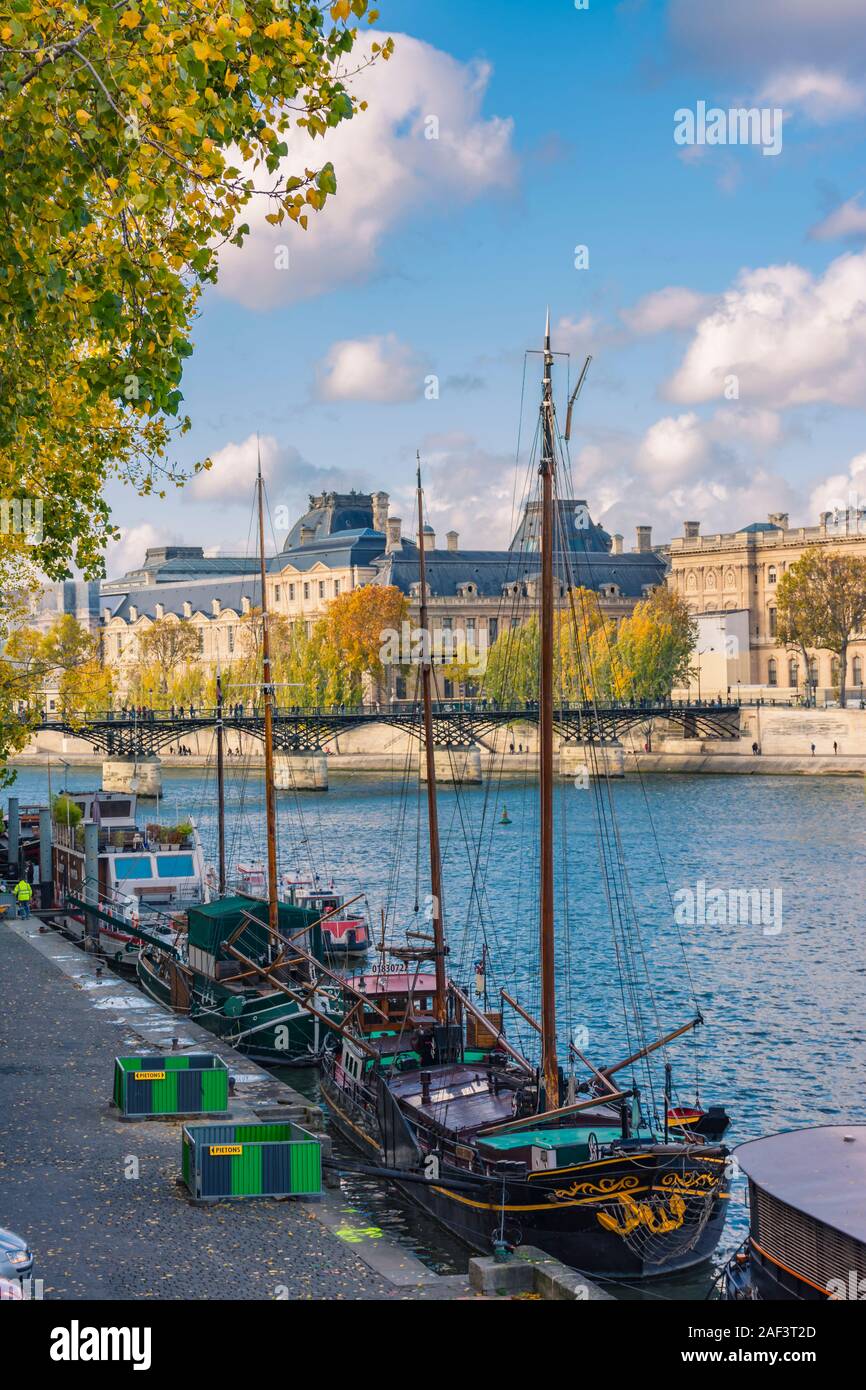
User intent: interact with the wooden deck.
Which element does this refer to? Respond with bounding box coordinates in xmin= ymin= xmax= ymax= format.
xmin=389 ymin=1063 xmax=518 ymax=1137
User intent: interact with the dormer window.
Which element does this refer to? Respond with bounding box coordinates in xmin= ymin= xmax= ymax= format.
xmin=457 ymin=581 xmax=477 ymax=598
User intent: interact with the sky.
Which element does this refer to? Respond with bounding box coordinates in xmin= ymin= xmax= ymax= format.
xmin=104 ymin=0 xmax=866 ymax=576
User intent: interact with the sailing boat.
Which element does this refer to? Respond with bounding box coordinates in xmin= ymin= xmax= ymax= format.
xmin=320 ymin=317 xmax=732 ymax=1278
xmin=136 ymin=455 xmax=344 ymax=1064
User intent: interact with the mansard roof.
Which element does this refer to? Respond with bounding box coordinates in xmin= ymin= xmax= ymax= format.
xmin=274 ymin=527 xmax=386 ymax=573
xmin=374 ymin=539 xmax=664 ymax=600
xmin=107 ymin=577 xmax=261 ymax=623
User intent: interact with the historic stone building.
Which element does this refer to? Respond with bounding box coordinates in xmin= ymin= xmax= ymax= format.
xmin=667 ymin=509 xmax=866 ymax=702
xmin=31 ymin=490 xmax=666 ymax=705
xmin=266 ymin=490 xmax=666 ymax=696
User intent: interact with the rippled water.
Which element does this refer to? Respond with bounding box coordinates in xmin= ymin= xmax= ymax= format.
xmin=15 ymin=762 xmax=866 ymax=1296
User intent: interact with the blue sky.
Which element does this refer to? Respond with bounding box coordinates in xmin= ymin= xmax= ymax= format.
xmin=105 ymin=0 xmax=866 ymax=574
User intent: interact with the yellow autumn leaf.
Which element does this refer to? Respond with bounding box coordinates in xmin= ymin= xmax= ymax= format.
xmin=75 ymin=108 xmax=91 ymax=123
xmin=106 ymin=177 xmax=119 ymax=191
xmin=119 ymin=10 xmax=141 ymax=29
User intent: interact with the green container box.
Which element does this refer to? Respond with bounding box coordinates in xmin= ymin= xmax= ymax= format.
xmin=114 ymin=1054 xmax=229 ymax=1118
xmin=181 ymin=1120 xmax=322 ymax=1201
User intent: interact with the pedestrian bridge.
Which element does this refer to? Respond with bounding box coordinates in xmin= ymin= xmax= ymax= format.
xmin=36 ymin=699 xmax=741 ymax=756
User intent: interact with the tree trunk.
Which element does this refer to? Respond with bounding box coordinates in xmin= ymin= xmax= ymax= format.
xmin=839 ymin=640 xmax=848 ymax=708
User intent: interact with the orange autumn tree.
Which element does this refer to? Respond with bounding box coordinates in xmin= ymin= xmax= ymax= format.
xmin=323 ymin=584 xmax=409 ymax=705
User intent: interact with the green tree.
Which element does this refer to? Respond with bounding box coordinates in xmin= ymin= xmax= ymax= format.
xmin=137 ymin=617 xmax=201 ymax=693
xmin=776 ymin=548 xmax=866 ymax=708
xmin=0 ymin=1 xmax=392 ymax=577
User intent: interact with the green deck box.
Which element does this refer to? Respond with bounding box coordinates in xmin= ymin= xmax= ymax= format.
xmin=181 ymin=1121 xmax=322 ymax=1201
xmin=113 ymin=1054 xmax=229 ymax=1118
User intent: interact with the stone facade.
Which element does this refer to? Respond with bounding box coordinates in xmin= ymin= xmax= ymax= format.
xmin=667 ymin=509 xmax=866 ymax=701
xmin=32 ymin=489 xmax=666 ymax=706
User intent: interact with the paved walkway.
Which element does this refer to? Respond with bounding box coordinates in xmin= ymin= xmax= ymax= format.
xmin=0 ymin=920 xmax=469 ymax=1300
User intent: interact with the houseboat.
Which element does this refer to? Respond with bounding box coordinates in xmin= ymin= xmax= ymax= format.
xmin=724 ymin=1125 xmax=866 ymax=1300
xmin=52 ymin=790 xmax=208 ymax=965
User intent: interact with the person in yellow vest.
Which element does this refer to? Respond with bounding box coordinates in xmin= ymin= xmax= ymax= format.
xmin=12 ymin=879 xmax=33 ymax=917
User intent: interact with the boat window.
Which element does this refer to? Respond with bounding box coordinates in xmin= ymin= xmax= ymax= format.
xmin=113 ymin=857 xmax=154 ymax=879
xmin=156 ymin=854 xmax=195 ymax=878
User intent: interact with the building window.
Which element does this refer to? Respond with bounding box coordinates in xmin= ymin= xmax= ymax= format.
xmin=489 ymin=619 xmax=498 ymax=643
xmin=319 ymin=581 xmax=325 ymax=599
xmin=809 ymin=658 xmax=818 ymax=686
xmin=116 ymin=635 xmax=123 ymax=658
xmin=334 ymin=580 xmax=340 ymax=597
xmin=769 ymin=608 xmax=777 ymax=637
xmin=227 ymin=627 xmax=235 ymax=654
xmin=442 ymin=617 xmax=453 ymax=632
xmin=831 ymin=657 xmax=840 ymax=687
xmin=466 ymin=618 xmax=476 ymax=636
xmin=198 ymin=629 xmax=205 ymax=655
xmin=854 ymin=657 xmax=863 ymax=688
xmin=788 ymin=658 xmax=798 ymax=688
xmin=274 ymin=585 xmax=281 ymax=603
xmin=768 ymin=658 xmax=777 ymax=687
xmin=768 ymin=567 xmax=777 ymax=584
xmin=303 ymin=582 xmax=309 ymax=601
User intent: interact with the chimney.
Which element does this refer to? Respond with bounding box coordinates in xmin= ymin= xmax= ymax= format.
xmin=211 ymin=598 xmax=221 ymax=616
xmin=768 ymin=512 xmax=789 ymax=531
xmin=129 ymin=605 xmax=138 ymax=622
xmin=422 ymin=525 xmax=435 ymax=552
xmin=636 ymin=525 xmax=652 ymax=553
xmin=183 ymin=601 xmax=193 ymax=619
xmin=612 ymin=534 xmax=623 ymax=555
xmin=684 ymin=520 xmax=700 ymax=540
xmin=241 ymin=596 xmax=251 ymax=615
xmin=372 ymin=491 xmax=389 ymax=533
xmin=103 ymin=607 xmax=111 ymax=623
xmin=300 ymin=525 xmax=314 ymax=546
xmin=446 ymin=530 xmax=459 ymax=553
xmin=155 ymin=603 xmax=165 ymax=620
xmin=386 ymin=517 xmax=402 ymax=553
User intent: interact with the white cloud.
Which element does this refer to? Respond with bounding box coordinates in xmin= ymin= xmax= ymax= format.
xmin=315 ymin=333 xmax=427 ymax=403
xmin=216 ymin=34 xmax=516 ymax=310
xmin=758 ymin=68 xmax=864 ymax=123
xmin=665 ymin=249 xmax=866 ymax=408
xmin=186 ymin=433 xmax=286 ymax=504
xmin=391 ymin=432 xmax=520 ymax=549
xmin=809 ymin=194 xmax=866 ymax=242
xmin=809 ymin=451 xmax=866 ymax=516
xmin=571 ymin=406 xmax=795 ymax=543
xmin=622 ymin=287 xmax=714 ymax=336
xmin=104 ymin=523 xmax=180 ymax=579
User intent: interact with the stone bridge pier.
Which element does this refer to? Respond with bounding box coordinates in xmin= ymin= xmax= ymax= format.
xmin=419 ymin=745 xmax=483 ymax=785
xmin=102 ymin=755 xmax=163 ymax=796
xmin=558 ymin=741 xmax=625 ymax=781
xmin=274 ymin=752 xmax=329 ymax=791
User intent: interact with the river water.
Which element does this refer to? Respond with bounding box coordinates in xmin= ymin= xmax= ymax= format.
xmin=13 ymin=762 xmax=866 ymax=1297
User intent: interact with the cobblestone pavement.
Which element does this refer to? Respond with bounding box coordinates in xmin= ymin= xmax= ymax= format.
xmin=0 ymin=925 xmax=462 ymax=1300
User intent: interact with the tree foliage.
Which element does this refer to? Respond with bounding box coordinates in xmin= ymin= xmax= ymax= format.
xmin=0 ymin=1 xmax=391 ymax=577
xmin=776 ymin=547 xmax=866 ymax=706
xmin=482 ymin=587 xmax=697 ymax=704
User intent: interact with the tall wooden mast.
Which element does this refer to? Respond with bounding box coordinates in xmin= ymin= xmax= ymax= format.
xmin=256 ymin=444 xmax=279 ymax=936
xmin=539 ymin=310 xmax=559 ymax=1109
xmin=416 ymin=456 xmax=447 ymax=1023
xmin=215 ymin=661 xmax=226 ymax=897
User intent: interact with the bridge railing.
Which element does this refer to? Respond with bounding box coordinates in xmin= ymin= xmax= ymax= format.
xmin=37 ymin=696 xmax=743 ymax=724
